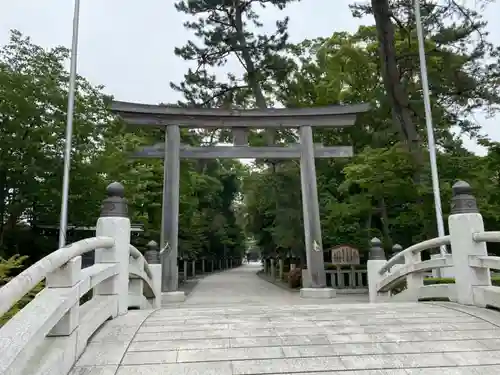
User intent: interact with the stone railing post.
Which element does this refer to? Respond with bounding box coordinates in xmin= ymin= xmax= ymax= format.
xmin=183 ymin=257 xmax=188 ymax=281
xmin=263 ymin=258 xmax=268 ymax=273
xmin=279 ymin=257 xmax=284 ymax=280
xmin=201 ymin=257 xmax=206 ymax=273
xmin=177 ymin=257 xmax=182 ymax=282
xmin=449 ymin=181 xmax=491 ymax=306
xmin=129 ymin=254 xmax=145 ymax=309
xmin=191 ymin=260 xmax=196 ymax=277
xmin=95 ymin=182 xmax=131 ymax=316
xmin=46 ymin=256 xmax=82 ymax=336
xmin=145 ymin=240 xmax=161 ymax=308
xmin=391 ymin=244 xmax=404 ymax=270
xmin=270 ymin=258 xmax=276 ymax=279
xmin=367 ymin=237 xmax=386 ymax=303
xmin=404 ymin=249 xmax=423 ymax=298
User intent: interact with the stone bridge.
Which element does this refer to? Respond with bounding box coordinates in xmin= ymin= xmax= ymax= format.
xmin=71 ymin=264 xmax=500 ymax=375
xmin=2 ymin=181 xmax=500 ymax=374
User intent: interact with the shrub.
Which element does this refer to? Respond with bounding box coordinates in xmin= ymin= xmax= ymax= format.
xmin=288 ymin=267 xmax=302 ymax=288
xmin=0 ymin=254 xmax=43 ymax=326
xmin=424 ymin=276 xmax=500 ymax=286
xmin=390 ymin=275 xmax=500 ymax=296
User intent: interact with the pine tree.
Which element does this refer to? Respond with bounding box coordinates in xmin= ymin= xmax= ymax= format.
xmin=352 ymin=0 xmax=500 ymax=160
xmin=172 ymin=0 xmax=299 ymax=144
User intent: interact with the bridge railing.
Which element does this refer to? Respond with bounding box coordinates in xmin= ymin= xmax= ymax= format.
xmin=0 ymin=182 xmax=161 ymax=375
xmin=368 ymin=180 xmax=499 ymax=308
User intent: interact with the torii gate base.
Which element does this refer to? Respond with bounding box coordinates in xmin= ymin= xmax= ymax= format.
xmin=112 ymin=101 xmax=369 ymax=298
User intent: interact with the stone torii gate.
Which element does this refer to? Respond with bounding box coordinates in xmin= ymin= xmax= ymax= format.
xmin=111 ymin=101 xmax=369 ymax=298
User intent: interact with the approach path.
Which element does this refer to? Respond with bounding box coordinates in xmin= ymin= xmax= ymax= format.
xmin=71 ymin=263 xmax=500 ymax=374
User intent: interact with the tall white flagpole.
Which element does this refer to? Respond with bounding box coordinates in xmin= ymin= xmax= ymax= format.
xmin=414 ymin=0 xmax=447 ymax=257
xmin=58 ymin=0 xmax=81 ymax=248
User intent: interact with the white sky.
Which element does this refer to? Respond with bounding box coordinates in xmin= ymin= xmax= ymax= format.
xmin=1 ymin=0 xmax=498 ymax=155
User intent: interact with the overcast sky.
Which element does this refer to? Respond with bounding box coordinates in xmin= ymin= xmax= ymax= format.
xmin=1 ymin=0 xmax=499 ymax=154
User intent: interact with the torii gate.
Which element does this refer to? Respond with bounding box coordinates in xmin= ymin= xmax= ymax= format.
xmin=111 ymin=102 xmax=369 ymax=297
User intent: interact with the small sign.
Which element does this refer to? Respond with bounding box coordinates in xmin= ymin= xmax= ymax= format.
xmin=313 ymin=240 xmax=321 ymax=252
xmin=330 ymin=245 xmax=360 ymax=265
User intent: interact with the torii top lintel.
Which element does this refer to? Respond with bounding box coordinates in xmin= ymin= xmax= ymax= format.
xmin=110 ymin=101 xmax=370 ymax=128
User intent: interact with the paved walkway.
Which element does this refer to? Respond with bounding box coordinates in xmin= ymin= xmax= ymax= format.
xmin=71 ymin=263 xmax=500 ymax=374
xmin=181 ymin=262 xmax=367 ymax=307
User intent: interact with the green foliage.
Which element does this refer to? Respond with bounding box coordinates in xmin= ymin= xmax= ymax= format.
xmin=0 ymin=255 xmax=43 ymax=326
xmin=424 ymin=277 xmax=500 ymax=287
xmin=172 ymin=0 xmax=298 ymax=109
xmin=0 ymin=254 xmax=27 ymax=284
xmin=241 ymin=0 xmax=500 ymax=256
xmin=0 ymin=30 xmax=115 ymax=261
xmin=0 ymin=28 xmax=248 ymax=270
xmin=287 ymin=268 xmax=302 ymax=288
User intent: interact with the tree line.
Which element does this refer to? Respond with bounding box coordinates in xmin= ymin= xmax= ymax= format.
xmin=1 ymin=0 xmax=500 ymax=284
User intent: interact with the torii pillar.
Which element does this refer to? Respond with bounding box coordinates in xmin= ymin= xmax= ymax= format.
xmin=161 ymin=125 xmax=180 ymax=293
xmin=299 ymin=125 xmax=327 ymax=291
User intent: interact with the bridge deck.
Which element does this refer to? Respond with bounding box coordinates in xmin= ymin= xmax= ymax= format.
xmin=72 ymin=264 xmax=500 ymax=374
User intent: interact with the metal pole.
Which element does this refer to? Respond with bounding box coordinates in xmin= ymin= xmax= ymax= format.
xmin=58 ymin=0 xmax=81 ymax=248
xmin=414 ymin=0 xmax=447 ymax=257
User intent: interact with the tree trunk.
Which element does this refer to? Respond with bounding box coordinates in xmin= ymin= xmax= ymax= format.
xmin=379 ymin=197 xmax=393 ymax=249
xmin=234 ymin=4 xmax=276 ymax=145
xmin=365 ymin=210 xmax=372 ymax=245
xmin=0 ymin=169 xmax=5 ymax=249
xmin=370 ymin=0 xmax=423 ymax=167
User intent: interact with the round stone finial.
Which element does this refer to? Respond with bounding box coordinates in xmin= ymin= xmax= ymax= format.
xmin=392 ymin=244 xmax=405 ymax=265
xmin=451 ymin=180 xmax=478 ymax=214
xmin=144 ymin=240 xmax=160 ymax=264
xmin=452 ymin=180 xmax=472 ymax=196
xmin=146 ymin=240 xmax=159 ymax=250
xmin=106 ymin=182 xmax=125 ymax=198
xmin=369 ymin=237 xmax=386 ymax=261
xmin=100 ymin=181 xmax=128 ymax=218
xmin=392 ymin=244 xmax=403 ymax=253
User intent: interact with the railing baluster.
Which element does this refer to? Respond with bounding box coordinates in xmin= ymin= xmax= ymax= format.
xmin=367 ymin=238 xmax=387 ymax=303
xmin=46 ymin=256 xmax=82 ymax=336
xmin=129 ymin=255 xmax=145 ymax=309
xmin=404 ymin=250 xmax=423 ymax=299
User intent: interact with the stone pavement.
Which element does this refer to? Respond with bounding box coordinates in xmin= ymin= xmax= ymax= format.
xmin=180 ymin=262 xmax=368 ymax=307
xmin=71 ymin=263 xmax=500 ymax=374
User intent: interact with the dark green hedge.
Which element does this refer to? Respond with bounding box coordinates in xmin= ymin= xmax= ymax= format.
xmin=424 ymin=276 xmax=500 ymax=286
